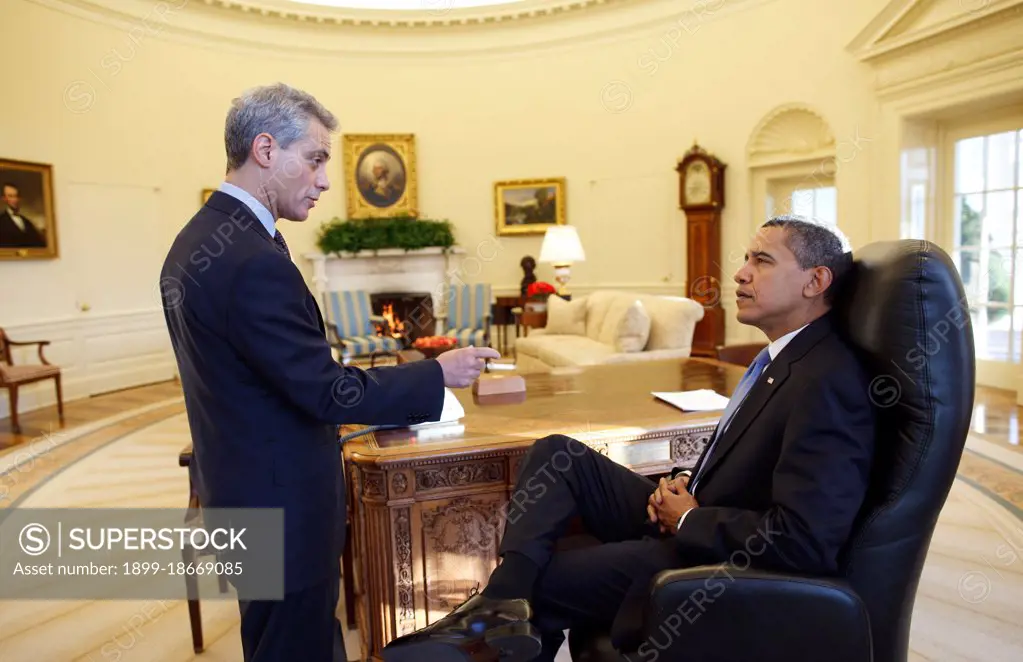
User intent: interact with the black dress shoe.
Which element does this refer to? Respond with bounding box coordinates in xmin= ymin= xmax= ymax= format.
xmin=381 ymin=592 xmax=541 ymax=662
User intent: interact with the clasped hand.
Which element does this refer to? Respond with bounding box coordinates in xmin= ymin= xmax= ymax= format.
xmin=647 ymin=474 xmax=698 ymax=534
xmin=435 ymin=346 xmax=501 ymax=388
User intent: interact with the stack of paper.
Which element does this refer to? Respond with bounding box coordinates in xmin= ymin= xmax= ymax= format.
xmin=652 ymin=389 xmax=730 ymax=412
xmin=409 ymin=388 xmax=465 ymax=430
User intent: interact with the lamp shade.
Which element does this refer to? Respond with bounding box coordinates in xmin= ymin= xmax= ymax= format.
xmin=539 ymin=226 xmax=586 ymax=264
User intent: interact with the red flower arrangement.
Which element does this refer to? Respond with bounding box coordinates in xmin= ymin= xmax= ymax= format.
xmin=526 ymin=281 xmax=556 ymax=299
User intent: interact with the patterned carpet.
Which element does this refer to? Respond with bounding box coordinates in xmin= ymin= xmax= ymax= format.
xmin=0 ymin=408 xmax=1021 ymax=661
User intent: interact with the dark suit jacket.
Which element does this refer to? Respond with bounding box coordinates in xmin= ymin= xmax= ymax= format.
xmin=676 ymin=313 xmax=876 ymax=576
xmin=160 ymin=191 xmax=444 ymax=594
xmin=0 ymin=210 xmax=46 ymax=248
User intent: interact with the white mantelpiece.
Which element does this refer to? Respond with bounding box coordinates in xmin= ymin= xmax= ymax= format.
xmin=303 ymin=247 xmax=466 ymax=334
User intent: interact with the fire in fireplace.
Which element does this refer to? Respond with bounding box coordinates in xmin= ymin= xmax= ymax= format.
xmin=380 ymin=304 xmax=406 ymax=339
xmin=370 ymin=292 xmax=435 ymax=347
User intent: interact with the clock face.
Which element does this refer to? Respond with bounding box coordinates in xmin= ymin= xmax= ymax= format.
xmin=685 ymin=160 xmax=712 ymax=206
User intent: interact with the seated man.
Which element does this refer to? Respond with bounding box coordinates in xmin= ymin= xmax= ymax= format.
xmin=382 ymin=216 xmax=876 ymax=662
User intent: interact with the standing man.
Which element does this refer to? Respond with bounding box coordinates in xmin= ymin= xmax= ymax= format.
xmin=160 ymin=83 xmax=498 ymax=662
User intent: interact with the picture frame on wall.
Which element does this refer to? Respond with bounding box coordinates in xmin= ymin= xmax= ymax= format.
xmin=201 ymin=188 xmax=216 ymax=204
xmin=342 ymin=133 xmax=418 ymax=218
xmin=0 ymin=158 xmax=58 ymax=260
xmin=494 ymin=177 xmax=566 ymax=236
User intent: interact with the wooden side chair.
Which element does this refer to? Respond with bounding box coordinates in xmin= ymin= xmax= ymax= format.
xmin=438 ymin=283 xmax=493 ymax=348
xmin=715 ymin=342 xmax=769 ymax=367
xmin=323 ymin=290 xmax=400 ymax=366
xmin=177 ymin=446 xmax=230 ymax=653
xmin=0 ymin=327 xmax=64 ymax=434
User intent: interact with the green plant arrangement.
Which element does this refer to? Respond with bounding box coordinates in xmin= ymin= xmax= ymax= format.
xmin=316 ymin=214 xmax=456 ymax=255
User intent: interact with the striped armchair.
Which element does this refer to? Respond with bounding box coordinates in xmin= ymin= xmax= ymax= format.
xmin=438 ymin=283 xmax=492 ymax=348
xmin=324 ymin=290 xmax=400 ymax=365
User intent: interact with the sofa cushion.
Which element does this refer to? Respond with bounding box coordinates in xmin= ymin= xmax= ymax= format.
xmin=638 ymin=295 xmax=705 ymax=351
xmin=515 ymin=334 xmax=616 ymax=368
xmin=596 ymin=297 xmax=651 ymax=353
xmin=546 ymin=295 xmax=587 ymax=336
xmin=615 ymin=300 xmax=652 ymax=352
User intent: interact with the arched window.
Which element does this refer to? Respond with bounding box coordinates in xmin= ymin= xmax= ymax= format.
xmin=747 ymin=105 xmax=838 ymax=228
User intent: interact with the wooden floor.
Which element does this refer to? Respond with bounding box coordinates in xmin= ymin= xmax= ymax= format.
xmin=0 ymin=381 xmax=184 ymax=451
xmin=0 ymin=379 xmax=1021 ymax=662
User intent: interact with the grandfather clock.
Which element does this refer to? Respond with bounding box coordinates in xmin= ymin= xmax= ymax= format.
xmin=676 ymin=143 xmax=726 ymax=357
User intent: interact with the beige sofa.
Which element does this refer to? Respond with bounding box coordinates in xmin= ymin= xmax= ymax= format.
xmin=514 ymin=290 xmax=705 ymax=373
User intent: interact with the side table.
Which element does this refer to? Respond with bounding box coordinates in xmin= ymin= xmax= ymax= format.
xmin=515 ymin=309 xmax=548 ymax=336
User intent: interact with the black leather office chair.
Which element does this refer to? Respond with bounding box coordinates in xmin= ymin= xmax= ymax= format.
xmin=569 ymin=240 xmax=976 ymax=662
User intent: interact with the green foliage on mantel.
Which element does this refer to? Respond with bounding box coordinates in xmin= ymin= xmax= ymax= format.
xmin=316 ymin=215 xmax=456 ymax=255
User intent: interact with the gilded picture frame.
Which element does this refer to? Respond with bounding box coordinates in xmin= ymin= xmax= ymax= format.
xmin=494 ymin=177 xmax=566 ymax=236
xmin=343 ymin=134 xmax=418 ymax=218
xmin=0 ymin=158 xmax=58 ymax=260
xmin=201 ymin=188 xmax=216 ymax=204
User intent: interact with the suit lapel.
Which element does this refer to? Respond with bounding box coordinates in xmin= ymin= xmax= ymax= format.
xmin=205 ymin=190 xmax=277 ymax=251
xmin=694 ymin=314 xmax=835 ymax=492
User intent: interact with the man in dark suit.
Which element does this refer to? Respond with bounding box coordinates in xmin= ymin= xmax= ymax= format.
xmin=160 ymin=82 xmax=498 ymax=662
xmin=382 ymin=216 xmax=875 ymax=662
xmin=0 ymin=183 xmax=46 ymax=248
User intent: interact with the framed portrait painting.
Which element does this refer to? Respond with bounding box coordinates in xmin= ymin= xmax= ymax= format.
xmin=0 ymin=159 xmax=58 ymax=259
xmin=494 ymin=177 xmax=566 ymax=236
xmin=343 ymin=134 xmax=418 ymax=218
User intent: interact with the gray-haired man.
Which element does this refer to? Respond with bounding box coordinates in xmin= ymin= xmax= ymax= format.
xmin=160 ymin=83 xmax=498 ymax=661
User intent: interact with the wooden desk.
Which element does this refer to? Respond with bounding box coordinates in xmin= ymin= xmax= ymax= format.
xmin=342 ymin=357 xmax=742 ymax=661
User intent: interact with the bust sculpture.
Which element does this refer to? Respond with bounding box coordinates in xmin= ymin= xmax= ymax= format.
xmin=520 ymin=255 xmax=537 ymax=298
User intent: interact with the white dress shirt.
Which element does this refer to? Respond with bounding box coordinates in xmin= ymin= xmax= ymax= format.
xmin=217 ymin=181 xmax=277 ymax=239
xmin=675 ymin=323 xmax=809 ymax=531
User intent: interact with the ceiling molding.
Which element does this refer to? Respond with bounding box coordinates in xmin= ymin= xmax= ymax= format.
xmin=29 ymin=0 xmax=772 ymax=59
xmin=210 ymin=0 xmax=625 ymax=28
xmin=746 ymin=104 xmax=836 ymax=169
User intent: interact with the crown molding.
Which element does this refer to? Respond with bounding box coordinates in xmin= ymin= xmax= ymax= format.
xmin=28 ymin=0 xmax=772 ymax=58
xmin=200 ymin=0 xmax=627 ymax=28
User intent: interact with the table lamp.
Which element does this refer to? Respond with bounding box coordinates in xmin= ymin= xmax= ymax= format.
xmin=539 ymin=225 xmax=586 ymax=296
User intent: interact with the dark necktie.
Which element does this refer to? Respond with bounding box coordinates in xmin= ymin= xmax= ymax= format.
xmin=273 ymin=229 xmax=291 ymax=259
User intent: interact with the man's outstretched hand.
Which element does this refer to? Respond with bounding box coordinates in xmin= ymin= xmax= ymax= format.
xmin=647 ymin=476 xmax=698 ymax=534
xmin=435 ymin=346 xmax=501 ymax=388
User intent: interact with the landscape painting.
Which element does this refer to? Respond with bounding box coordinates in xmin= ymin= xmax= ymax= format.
xmin=494 ymin=177 xmax=566 ymax=236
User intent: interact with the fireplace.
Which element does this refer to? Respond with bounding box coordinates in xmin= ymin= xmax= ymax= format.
xmin=370 ymin=292 xmax=436 ymax=347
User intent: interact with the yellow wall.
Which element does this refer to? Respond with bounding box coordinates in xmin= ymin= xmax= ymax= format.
xmin=0 ymin=0 xmax=890 ymax=333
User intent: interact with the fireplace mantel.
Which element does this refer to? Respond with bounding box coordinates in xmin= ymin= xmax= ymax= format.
xmin=303 ymin=247 xmax=467 ymax=335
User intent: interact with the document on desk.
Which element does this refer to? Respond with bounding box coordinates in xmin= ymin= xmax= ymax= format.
xmin=652 ymin=389 xmax=730 ymax=412
xmin=409 ymin=388 xmax=465 ymax=429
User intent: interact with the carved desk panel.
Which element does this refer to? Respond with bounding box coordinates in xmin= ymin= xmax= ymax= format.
xmin=343 ymin=358 xmax=742 ymax=661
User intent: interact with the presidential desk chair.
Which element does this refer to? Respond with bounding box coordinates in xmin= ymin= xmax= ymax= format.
xmin=324 ymin=290 xmax=400 ymax=367
xmin=569 ymin=240 xmax=976 ymax=662
xmin=0 ymin=327 xmax=64 ymax=434
xmin=437 ymin=283 xmax=492 ymax=348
